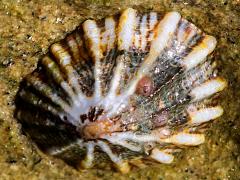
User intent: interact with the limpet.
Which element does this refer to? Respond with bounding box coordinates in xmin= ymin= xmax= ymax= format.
xmin=15 ymin=8 xmax=227 ymax=173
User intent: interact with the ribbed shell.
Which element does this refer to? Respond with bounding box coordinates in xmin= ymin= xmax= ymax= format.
xmin=15 ymin=8 xmax=227 ymax=173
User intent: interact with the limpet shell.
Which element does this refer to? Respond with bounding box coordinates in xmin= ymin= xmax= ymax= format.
xmin=15 ymin=8 xmax=227 ymax=173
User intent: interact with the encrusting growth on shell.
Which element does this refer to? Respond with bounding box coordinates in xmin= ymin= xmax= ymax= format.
xmin=15 ymin=8 xmax=227 ymax=173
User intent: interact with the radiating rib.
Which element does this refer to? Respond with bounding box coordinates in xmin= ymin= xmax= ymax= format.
xmin=109 ymin=8 xmax=137 ymax=93
xmin=41 ymin=56 xmax=79 ymax=106
xmin=102 ymin=131 xmax=158 ymax=143
xmin=103 ymin=130 xmax=205 ymax=147
xmin=102 ymin=135 xmax=142 ymax=152
xmin=118 ymin=8 xmax=137 ymax=51
xmin=150 ymin=148 xmax=174 ymax=164
xmin=47 ymin=139 xmax=84 ymax=156
xmin=162 ymin=133 xmax=205 ymax=146
xmin=181 ymin=35 xmax=217 ymax=70
xmin=50 ymin=43 xmax=84 ymax=98
xmin=83 ymin=20 xmax=103 ymax=99
xmin=66 ymin=34 xmax=81 ymax=63
xmin=190 ymin=77 xmax=227 ymax=101
xmin=101 ymin=17 xmax=116 ymax=52
xmin=101 ymin=8 xmax=137 ymax=112
xmin=97 ymin=140 xmax=130 ymax=173
xmin=18 ymin=90 xmax=60 ymax=116
xmin=25 ymin=75 xmax=71 ymax=112
xmin=188 ymin=106 xmax=223 ymax=124
xmin=139 ymin=14 xmax=148 ymax=50
xmin=81 ymin=142 xmax=95 ymax=168
xmin=97 ymin=140 xmax=122 ymax=162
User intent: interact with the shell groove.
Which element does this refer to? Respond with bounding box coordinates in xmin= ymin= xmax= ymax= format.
xmin=15 ymin=8 xmax=227 ymax=173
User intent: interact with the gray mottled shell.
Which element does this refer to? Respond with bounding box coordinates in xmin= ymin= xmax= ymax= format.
xmin=15 ymin=8 xmax=227 ymax=173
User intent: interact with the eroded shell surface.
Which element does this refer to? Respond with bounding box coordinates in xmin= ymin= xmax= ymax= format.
xmin=15 ymin=8 xmax=227 ymax=173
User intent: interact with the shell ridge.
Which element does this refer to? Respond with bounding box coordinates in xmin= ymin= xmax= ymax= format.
xmin=50 ymin=43 xmax=85 ymax=99
xmin=83 ymin=20 xmax=103 ymax=100
xmin=24 ymin=75 xmax=72 ymax=114
xmin=41 ymin=56 xmax=79 ymax=106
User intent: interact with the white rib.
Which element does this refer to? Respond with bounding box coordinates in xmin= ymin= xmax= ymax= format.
xmin=50 ymin=43 xmax=84 ymax=98
xmin=103 ymin=132 xmax=158 ymax=143
xmin=81 ymin=142 xmax=95 ymax=168
xmin=47 ymin=139 xmax=83 ymax=155
xmin=118 ymin=8 xmax=137 ymax=50
xmin=182 ymin=35 xmax=217 ymax=70
xmin=26 ymin=76 xmax=72 ymax=114
xmin=147 ymin=12 xmax=158 ymax=45
xmin=107 ymin=58 xmax=124 ymax=96
xmin=103 ymin=58 xmax=124 ymax=111
xmin=102 ymin=135 xmax=142 ymax=152
xmin=98 ymin=140 xmax=130 ymax=173
xmin=66 ymin=35 xmax=81 ymax=62
xmin=51 ymin=43 xmax=71 ymax=65
xmin=134 ymin=16 xmax=141 ymax=49
xmin=83 ymin=20 xmax=103 ymax=99
xmin=83 ymin=20 xmax=103 ymax=59
xmin=41 ymin=56 xmax=79 ymax=106
xmin=149 ymin=12 xmax=181 ymax=57
xmin=149 ymin=12 xmax=158 ymax=29
xmin=102 ymin=17 xmax=116 ymax=52
xmin=190 ymin=77 xmax=227 ymax=101
xmin=162 ymin=133 xmax=205 ymax=146
xmin=150 ymin=148 xmax=174 ymax=164
xmin=60 ymin=82 xmax=80 ymax=105
xmin=97 ymin=141 xmax=122 ymax=163
xmin=140 ymin=14 xmax=148 ymax=50
xmin=189 ymin=106 xmax=223 ymax=124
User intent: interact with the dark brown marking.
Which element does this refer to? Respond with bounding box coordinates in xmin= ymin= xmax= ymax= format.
xmin=136 ymin=76 xmax=154 ymax=96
